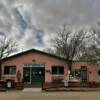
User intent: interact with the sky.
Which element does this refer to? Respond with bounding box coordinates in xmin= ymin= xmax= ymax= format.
xmin=0 ymin=0 xmax=100 ymax=51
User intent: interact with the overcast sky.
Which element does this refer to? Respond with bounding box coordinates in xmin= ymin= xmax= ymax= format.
xmin=0 ymin=0 xmax=100 ymax=51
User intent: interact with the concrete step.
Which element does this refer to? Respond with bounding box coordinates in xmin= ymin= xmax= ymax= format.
xmin=22 ymin=88 xmax=42 ymax=92
xmin=24 ymin=83 xmax=42 ymax=88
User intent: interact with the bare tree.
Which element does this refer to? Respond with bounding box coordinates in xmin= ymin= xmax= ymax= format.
xmin=80 ymin=45 xmax=99 ymax=60
xmin=85 ymin=24 xmax=100 ymax=60
xmin=78 ymin=27 xmax=99 ymax=60
xmin=44 ymin=48 xmax=56 ymax=55
xmin=0 ymin=34 xmax=18 ymax=79
xmin=50 ymin=25 xmax=88 ymax=72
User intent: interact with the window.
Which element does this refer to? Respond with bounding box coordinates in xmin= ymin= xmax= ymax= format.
xmin=52 ymin=66 xmax=64 ymax=75
xmin=4 ymin=66 xmax=16 ymax=75
xmin=98 ymin=71 xmax=100 ymax=75
xmin=75 ymin=69 xmax=81 ymax=77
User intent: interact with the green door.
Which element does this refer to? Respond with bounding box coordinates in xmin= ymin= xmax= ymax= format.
xmin=31 ymin=67 xmax=44 ymax=84
xmin=23 ymin=67 xmax=30 ymax=83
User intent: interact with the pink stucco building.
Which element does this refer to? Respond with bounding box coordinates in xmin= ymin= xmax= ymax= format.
xmin=0 ymin=49 xmax=99 ymax=88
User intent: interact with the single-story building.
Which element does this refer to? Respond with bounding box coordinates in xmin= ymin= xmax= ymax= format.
xmin=0 ymin=49 xmax=99 ymax=89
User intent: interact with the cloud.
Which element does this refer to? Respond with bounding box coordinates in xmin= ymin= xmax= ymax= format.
xmin=31 ymin=0 xmax=100 ymax=29
xmin=0 ymin=0 xmax=100 ymax=50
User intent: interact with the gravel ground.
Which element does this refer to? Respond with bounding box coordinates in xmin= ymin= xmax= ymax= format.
xmin=0 ymin=91 xmax=100 ymax=100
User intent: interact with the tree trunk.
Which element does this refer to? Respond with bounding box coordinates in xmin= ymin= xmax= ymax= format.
xmin=67 ymin=61 xmax=73 ymax=80
xmin=67 ymin=61 xmax=72 ymax=71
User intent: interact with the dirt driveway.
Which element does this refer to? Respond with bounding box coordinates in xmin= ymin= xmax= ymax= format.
xmin=0 ymin=91 xmax=100 ymax=100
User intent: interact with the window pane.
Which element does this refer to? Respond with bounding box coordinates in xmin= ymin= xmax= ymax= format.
xmin=52 ymin=67 xmax=57 ymax=74
xmin=10 ymin=67 xmax=16 ymax=74
xmin=75 ymin=69 xmax=81 ymax=77
xmin=59 ymin=67 xmax=64 ymax=74
xmin=52 ymin=66 xmax=64 ymax=75
xmin=98 ymin=71 xmax=100 ymax=75
xmin=4 ymin=66 xmax=16 ymax=75
xmin=4 ymin=67 xmax=9 ymax=74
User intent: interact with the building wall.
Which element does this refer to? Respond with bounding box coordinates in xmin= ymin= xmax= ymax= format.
xmin=1 ymin=52 xmax=68 ymax=83
xmin=72 ymin=62 xmax=98 ymax=82
xmin=1 ymin=52 xmax=98 ymax=83
xmin=97 ymin=61 xmax=100 ymax=82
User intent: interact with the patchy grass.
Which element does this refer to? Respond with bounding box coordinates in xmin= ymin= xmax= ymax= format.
xmin=0 ymin=91 xmax=100 ymax=100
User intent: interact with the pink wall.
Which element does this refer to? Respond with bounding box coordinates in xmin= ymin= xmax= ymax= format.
xmin=2 ymin=52 xmax=68 ymax=82
xmin=72 ymin=62 xmax=98 ymax=82
xmin=1 ymin=52 xmax=98 ymax=83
